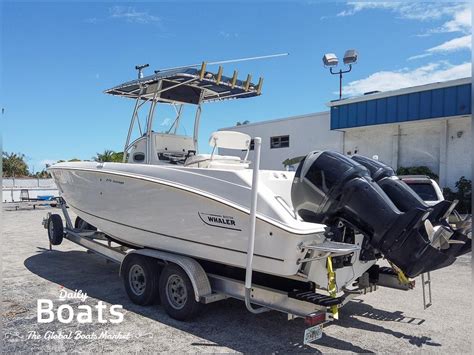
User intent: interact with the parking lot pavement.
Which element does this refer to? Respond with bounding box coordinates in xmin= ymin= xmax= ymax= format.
xmin=2 ymin=207 xmax=472 ymax=353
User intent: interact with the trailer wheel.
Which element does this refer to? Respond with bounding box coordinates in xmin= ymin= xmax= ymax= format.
xmin=48 ymin=214 xmax=64 ymax=245
xmin=74 ymin=216 xmax=97 ymax=231
xmin=122 ymin=255 xmax=160 ymax=306
xmin=159 ymin=264 xmax=201 ymax=321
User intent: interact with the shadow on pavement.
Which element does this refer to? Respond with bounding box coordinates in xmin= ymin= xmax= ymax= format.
xmin=23 ymin=248 xmax=439 ymax=352
xmin=328 ymin=302 xmax=439 ymax=348
xmin=343 ymin=299 xmax=426 ymax=325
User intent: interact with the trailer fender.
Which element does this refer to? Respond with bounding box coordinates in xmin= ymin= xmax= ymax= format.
xmin=120 ymin=249 xmax=212 ymax=302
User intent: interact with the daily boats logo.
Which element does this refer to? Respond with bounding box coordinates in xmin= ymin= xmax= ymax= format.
xmin=30 ymin=286 xmax=131 ymax=340
xmin=37 ymin=287 xmax=124 ymax=324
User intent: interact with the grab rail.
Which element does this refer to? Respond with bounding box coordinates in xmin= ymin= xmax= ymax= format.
xmin=296 ymin=241 xmax=360 ymax=264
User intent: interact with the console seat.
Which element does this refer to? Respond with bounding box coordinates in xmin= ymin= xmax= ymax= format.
xmin=184 ymin=154 xmax=249 ymax=169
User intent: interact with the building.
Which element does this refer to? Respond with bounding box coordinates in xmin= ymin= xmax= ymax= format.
xmin=219 ymin=111 xmax=342 ymax=170
xmin=219 ymin=77 xmax=472 ymax=189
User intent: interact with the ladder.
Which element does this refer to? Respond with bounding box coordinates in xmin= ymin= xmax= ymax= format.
xmin=421 ymin=272 xmax=432 ymax=309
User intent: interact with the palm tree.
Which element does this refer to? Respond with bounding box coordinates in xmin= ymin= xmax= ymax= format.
xmin=111 ymin=151 xmax=124 ymax=162
xmin=94 ymin=150 xmax=115 ymax=162
xmin=32 ymin=170 xmax=51 ymax=178
xmin=2 ymin=152 xmax=29 ymax=177
xmin=94 ymin=150 xmax=124 ymax=163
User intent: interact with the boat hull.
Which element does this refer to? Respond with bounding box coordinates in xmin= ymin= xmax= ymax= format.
xmin=51 ymin=165 xmax=324 ymax=276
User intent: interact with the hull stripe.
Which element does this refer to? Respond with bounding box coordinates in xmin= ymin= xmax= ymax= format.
xmin=69 ymin=203 xmax=285 ymax=262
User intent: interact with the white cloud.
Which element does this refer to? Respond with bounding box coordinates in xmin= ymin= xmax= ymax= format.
xmin=427 ymin=34 xmax=472 ymax=53
xmin=342 ymin=61 xmax=471 ymax=96
xmin=337 ymin=2 xmax=460 ymax=21
xmin=435 ymin=5 xmax=471 ymax=33
xmin=336 ymin=2 xmax=395 ymax=17
xmin=109 ymin=6 xmax=160 ymax=24
xmin=407 ymin=53 xmax=432 ymax=61
xmin=409 ymin=34 xmax=472 ymax=61
xmin=338 ymin=2 xmax=471 ymax=33
xmin=338 ymin=2 xmax=472 ymax=61
xmin=85 ymin=17 xmax=100 ymax=24
xmin=219 ymin=31 xmax=239 ymax=38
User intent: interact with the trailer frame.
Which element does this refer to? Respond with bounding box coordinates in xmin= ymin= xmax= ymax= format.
xmin=43 ymin=197 xmax=356 ymax=343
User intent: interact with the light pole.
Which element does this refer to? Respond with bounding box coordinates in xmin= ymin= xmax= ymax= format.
xmin=322 ymin=49 xmax=358 ymax=100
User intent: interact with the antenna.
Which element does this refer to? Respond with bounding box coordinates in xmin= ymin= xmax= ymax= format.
xmin=135 ymin=63 xmax=150 ymax=79
xmin=154 ymin=53 xmax=289 ymax=73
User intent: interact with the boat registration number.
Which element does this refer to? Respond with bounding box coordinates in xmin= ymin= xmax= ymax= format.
xmin=304 ymin=324 xmax=323 ymax=344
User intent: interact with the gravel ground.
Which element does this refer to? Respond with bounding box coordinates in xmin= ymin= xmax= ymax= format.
xmin=2 ymin=207 xmax=472 ymax=353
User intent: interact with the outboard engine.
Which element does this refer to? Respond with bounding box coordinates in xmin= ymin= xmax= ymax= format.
xmin=351 ymin=155 xmax=451 ymax=223
xmin=291 ymin=151 xmax=471 ymax=277
xmin=351 ymin=154 xmax=472 ymax=259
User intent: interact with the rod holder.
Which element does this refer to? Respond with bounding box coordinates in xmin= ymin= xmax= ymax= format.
xmin=244 ymin=74 xmax=252 ymax=91
xmin=231 ymin=70 xmax=238 ymax=88
xmin=216 ymin=66 xmax=223 ymax=85
xmin=256 ymin=77 xmax=264 ymax=95
xmin=199 ymin=61 xmax=207 ymax=80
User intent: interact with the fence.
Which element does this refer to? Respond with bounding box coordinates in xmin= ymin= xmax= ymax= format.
xmin=2 ymin=178 xmax=58 ymax=202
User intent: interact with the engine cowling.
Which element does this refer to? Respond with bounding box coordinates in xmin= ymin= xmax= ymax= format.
xmin=291 ymin=151 xmax=470 ymax=277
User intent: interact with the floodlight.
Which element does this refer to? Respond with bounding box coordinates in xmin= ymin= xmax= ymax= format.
xmin=323 ymin=49 xmax=359 ymax=99
xmin=343 ymin=49 xmax=358 ymax=65
xmin=322 ymin=53 xmax=338 ymax=67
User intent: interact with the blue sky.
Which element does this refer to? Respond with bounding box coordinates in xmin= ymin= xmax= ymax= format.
xmin=2 ymin=1 xmax=471 ymax=172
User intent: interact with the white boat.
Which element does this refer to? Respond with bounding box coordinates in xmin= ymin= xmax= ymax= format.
xmin=49 ymin=62 xmax=470 ymax=312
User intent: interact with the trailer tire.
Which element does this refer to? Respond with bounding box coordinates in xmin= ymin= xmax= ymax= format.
xmin=74 ymin=216 xmax=97 ymax=231
xmin=159 ymin=264 xmax=201 ymax=321
xmin=48 ymin=214 xmax=64 ymax=245
xmin=122 ymin=255 xmax=160 ymax=306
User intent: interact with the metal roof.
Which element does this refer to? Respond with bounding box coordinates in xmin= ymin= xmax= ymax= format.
xmin=104 ymin=67 xmax=260 ymax=105
xmin=327 ymin=77 xmax=472 ymax=107
xmin=329 ymin=77 xmax=472 ymax=130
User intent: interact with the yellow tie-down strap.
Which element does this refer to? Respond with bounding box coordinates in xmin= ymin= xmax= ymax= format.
xmin=326 ymin=256 xmax=339 ymax=320
xmin=388 ymin=261 xmax=412 ymax=286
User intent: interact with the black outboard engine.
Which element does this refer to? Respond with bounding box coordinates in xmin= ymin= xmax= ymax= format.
xmin=351 ymin=154 xmax=472 ymax=259
xmin=351 ymin=155 xmax=452 ymax=223
xmin=291 ymin=151 xmax=471 ymax=277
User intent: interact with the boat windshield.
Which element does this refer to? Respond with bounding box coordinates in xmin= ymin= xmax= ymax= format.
xmin=151 ymin=104 xmax=194 ymax=137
